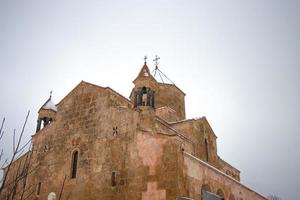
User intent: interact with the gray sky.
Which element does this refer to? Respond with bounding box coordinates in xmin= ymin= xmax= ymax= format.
xmin=0 ymin=0 xmax=299 ymax=199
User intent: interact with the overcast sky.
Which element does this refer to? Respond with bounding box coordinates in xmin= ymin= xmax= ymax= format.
xmin=0 ymin=0 xmax=299 ymax=199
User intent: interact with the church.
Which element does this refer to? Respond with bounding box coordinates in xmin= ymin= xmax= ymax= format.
xmin=1 ymin=59 xmax=267 ymax=200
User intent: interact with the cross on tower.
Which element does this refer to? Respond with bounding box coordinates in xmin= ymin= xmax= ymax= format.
xmin=144 ymin=56 xmax=147 ymax=64
xmin=153 ymin=55 xmax=160 ymax=69
xmin=50 ymin=91 xmax=53 ymax=99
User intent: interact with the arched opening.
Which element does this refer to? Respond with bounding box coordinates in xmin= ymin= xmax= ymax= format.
xmin=111 ymin=171 xmax=117 ymax=186
xmin=201 ymin=184 xmax=211 ymax=192
xmin=216 ymin=189 xmax=225 ymax=200
xmin=36 ymin=117 xmax=53 ymax=132
xmin=71 ymin=150 xmax=78 ymax=178
xmin=201 ymin=184 xmax=225 ymax=200
xmin=134 ymin=87 xmax=155 ymax=108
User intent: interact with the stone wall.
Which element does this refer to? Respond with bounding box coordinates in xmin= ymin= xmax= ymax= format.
xmin=156 ymin=83 xmax=186 ymax=120
xmin=29 ymin=81 xmax=138 ymax=200
xmin=1 ymin=78 xmax=265 ymax=200
xmin=155 ymin=106 xmax=180 ymax=122
xmin=181 ymin=152 xmax=266 ymax=200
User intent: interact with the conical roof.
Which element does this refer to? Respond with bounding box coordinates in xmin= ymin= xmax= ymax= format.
xmin=39 ymin=93 xmax=57 ymax=112
xmin=137 ymin=63 xmax=152 ymax=78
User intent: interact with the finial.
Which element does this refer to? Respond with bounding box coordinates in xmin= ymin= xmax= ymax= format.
xmin=144 ymin=56 xmax=147 ymax=64
xmin=153 ymin=55 xmax=160 ymax=68
xmin=50 ymin=91 xmax=53 ymax=99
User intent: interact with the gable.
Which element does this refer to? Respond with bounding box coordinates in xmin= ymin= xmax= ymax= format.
xmin=57 ymin=81 xmax=132 ymax=110
xmin=200 ymin=117 xmax=217 ymax=139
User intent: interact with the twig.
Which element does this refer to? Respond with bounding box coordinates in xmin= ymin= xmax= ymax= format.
xmin=16 ymin=139 xmax=32 ymax=154
xmin=0 ymin=111 xmax=30 ymax=193
xmin=58 ymin=175 xmax=67 ymax=200
xmin=0 ymin=118 xmax=5 ymax=141
xmin=13 ymin=129 xmax=16 ymax=153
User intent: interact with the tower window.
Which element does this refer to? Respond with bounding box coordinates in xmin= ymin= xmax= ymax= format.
xmin=111 ymin=171 xmax=117 ymax=186
xmin=71 ymin=151 xmax=78 ymax=178
xmin=134 ymin=87 xmax=155 ymax=108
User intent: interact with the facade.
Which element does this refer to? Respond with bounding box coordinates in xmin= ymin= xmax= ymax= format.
xmin=1 ymin=62 xmax=267 ymax=200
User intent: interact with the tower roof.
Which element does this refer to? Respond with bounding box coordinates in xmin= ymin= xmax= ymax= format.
xmin=137 ymin=63 xmax=151 ymax=78
xmin=39 ymin=92 xmax=57 ymax=112
xmin=133 ymin=63 xmax=157 ymax=83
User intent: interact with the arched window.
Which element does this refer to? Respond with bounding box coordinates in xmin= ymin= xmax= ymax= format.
xmin=71 ymin=151 xmax=78 ymax=178
xmin=216 ymin=189 xmax=225 ymax=200
xmin=201 ymin=184 xmax=211 ymax=193
xmin=111 ymin=171 xmax=117 ymax=186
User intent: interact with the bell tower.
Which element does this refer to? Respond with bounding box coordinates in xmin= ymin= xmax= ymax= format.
xmin=130 ymin=57 xmax=158 ymax=109
xmin=36 ymin=91 xmax=57 ymax=133
xmin=130 ymin=56 xmax=186 ymax=121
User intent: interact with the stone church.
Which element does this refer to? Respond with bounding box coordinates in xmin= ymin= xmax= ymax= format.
xmin=1 ymin=61 xmax=267 ymax=200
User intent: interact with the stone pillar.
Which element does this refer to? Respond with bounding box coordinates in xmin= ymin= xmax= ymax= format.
xmin=36 ymin=118 xmax=42 ymax=133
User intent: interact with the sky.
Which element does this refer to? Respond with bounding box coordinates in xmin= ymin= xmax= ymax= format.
xmin=0 ymin=0 xmax=299 ymax=199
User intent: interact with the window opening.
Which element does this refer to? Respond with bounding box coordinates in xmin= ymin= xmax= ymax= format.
xmin=111 ymin=171 xmax=117 ymax=186
xmin=71 ymin=151 xmax=78 ymax=178
xmin=37 ymin=182 xmax=41 ymax=195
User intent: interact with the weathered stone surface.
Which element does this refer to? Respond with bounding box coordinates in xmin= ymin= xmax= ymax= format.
xmin=1 ymin=64 xmax=266 ymax=200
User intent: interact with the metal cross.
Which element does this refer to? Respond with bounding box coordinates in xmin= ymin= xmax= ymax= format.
xmin=50 ymin=90 xmax=53 ymax=99
xmin=144 ymin=56 xmax=147 ymax=64
xmin=153 ymin=55 xmax=160 ymax=68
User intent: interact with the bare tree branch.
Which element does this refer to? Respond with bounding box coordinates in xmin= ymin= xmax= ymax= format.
xmin=58 ymin=175 xmax=67 ymax=200
xmin=20 ymin=147 xmax=34 ymax=200
xmin=0 ymin=111 xmax=30 ymax=193
xmin=0 ymin=149 xmax=3 ymax=162
xmin=12 ymin=129 xmax=16 ymax=153
xmin=16 ymin=139 xmax=32 ymax=154
xmin=0 ymin=118 xmax=5 ymax=141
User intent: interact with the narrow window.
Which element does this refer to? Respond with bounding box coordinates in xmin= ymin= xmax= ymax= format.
xmin=111 ymin=171 xmax=116 ymax=186
xmin=71 ymin=151 xmax=78 ymax=178
xmin=37 ymin=182 xmax=41 ymax=195
xmin=205 ymin=139 xmax=209 ymax=162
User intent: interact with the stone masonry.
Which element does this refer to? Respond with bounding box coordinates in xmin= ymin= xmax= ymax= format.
xmin=1 ymin=63 xmax=267 ymax=200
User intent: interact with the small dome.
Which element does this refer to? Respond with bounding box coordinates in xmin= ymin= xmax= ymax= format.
xmin=39 ymin=91 xmax=57 ymax=112
xmin=42 ymin=98 xmax=57 ymax=112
